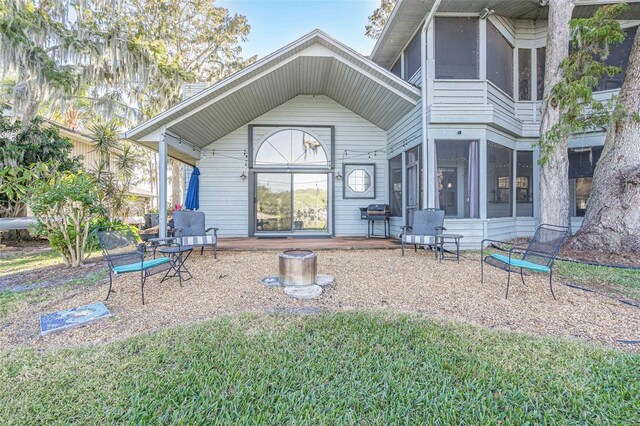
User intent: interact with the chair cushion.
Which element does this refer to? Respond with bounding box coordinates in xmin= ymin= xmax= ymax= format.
xmin=489 ymin=253 xmax=550 ymax=273
xmin=173 ymin=211 xmax=206 ymax=237
xmin=402 ymin=234 xmax=436 ymax=245
xmin=179 ymin=235 xmax=216 ymax=247
xmin=113 ymin=257 xmax=171 ymax=274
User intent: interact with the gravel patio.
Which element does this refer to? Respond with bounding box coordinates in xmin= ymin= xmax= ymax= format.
xmin=2 ymin=248 xmax=639 ymax=351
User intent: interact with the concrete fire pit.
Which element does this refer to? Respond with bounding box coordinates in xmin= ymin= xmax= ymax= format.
xmin=261 ymin=249 xmax=335 ymax=299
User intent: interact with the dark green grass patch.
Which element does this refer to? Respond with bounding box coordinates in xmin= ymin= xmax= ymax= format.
xmin=0 ymin=250 xmax=59 ymax=276
xmin=1 ymin=312 xmax=638 ymax=425
xmin=556 ymin=261 xmax=640 ymax=301
xmin=0 ymin=269 xmax=107 ymax=319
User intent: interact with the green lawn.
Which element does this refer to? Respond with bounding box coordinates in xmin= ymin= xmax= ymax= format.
xmin=0 ymin=249 xmax=106 ymax=319
xmin=1 ymin=313 xmax=638 ymax=425
xmin=0 ymin=250 xmax=60 ymax=276
xmin=556 ymin=261 xmax=640 ymax=301
xmin=0 ymin=269 xmax=107 ymax=320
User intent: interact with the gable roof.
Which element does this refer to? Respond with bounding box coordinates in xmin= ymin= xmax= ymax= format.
xmin=124 ymin=30 xmax=421 ymax=147
xmin=371 ymin=0 xmax=640 ymax=69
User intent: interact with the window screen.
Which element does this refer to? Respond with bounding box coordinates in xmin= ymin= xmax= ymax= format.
xmin=518 ymin=49 xmax=532 ymax=100
xmin=435 ymin=17 xmax=479 ymax=79
xmin=390 ymin=58 xmax=402 ymax=78
xmin=516 ymin=151 xmax=533 ymax=217
xmin=596 ymin=26 xmax=638 ymax=91
xmin=537 ymin=47 xmax=546 ymax=100
xmin=404 ymin=32 xmax=422 ymax=79
xmin=389 ymin=155 xmax=402 ymax=217
xmin=487 ymin=22 xmax=514 ymax=96
xmin=487 ymin=142 xmax=513 ymax=218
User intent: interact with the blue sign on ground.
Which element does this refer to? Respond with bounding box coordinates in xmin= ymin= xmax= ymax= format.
xmin=40 ymin=302 xmax=112 ymax=336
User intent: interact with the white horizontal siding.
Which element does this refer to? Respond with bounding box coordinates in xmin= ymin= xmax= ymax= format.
xmin=433 ymin=80 xmax=485 ymax=105
xmin=408 ymin=68 xmax=422 ymax=86
xmin=570 ymin=217 xmax=584 ymax=235
xmin=386 ymin=103 xmax=422 ymax=157
xmin=196 ymin=95 xmax=387 ymax=237
xmin=487 ymin=218 xmax=518 ymax=242
xmin=516 ymin=217 xmax=537 ymax=237
xmin=442 ymin=219 xmax=485 ymax=250
xmin=197 ymin=125 xmax=250 ymax=237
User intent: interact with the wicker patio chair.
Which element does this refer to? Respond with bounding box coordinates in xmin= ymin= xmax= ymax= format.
xmin=172 ymin=211 xmax=219 ymax=257
xmin=97 ymin=228 xmax=174 ymax=305
xmin=400 ymin=208 xmax=446 ymax=256
xmin=481 ymin=224 xmax=570 ymax=299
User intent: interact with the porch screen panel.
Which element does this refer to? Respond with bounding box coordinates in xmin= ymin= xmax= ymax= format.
xmin=487 ymin=142 xmax=513 ymax=218
xmin=516 ymin=151 xmax=533 ymax=217
xmin=404 ymin=32 xmax=422 ymax=79
xmin=569 ymin=147 xmax=602 ymax=217
xmin=390 ymin=59 xmax=402 ymax=78
xmin=518 ymin=49 xmax=532 ymax=101
xmin=405 ymin=146 xmax=421 ymax=219
xmin=435 ymin=17 xmax=479 ymax=79
xmin=596 ymin=26 xmax=638 ymax=91
xmin=487 ymin=22 xmax=514 ymax=97
xmin=435 ymin=140 xmax=479 ymax=219
xmin=536 ymin=47 xmax=546 ymax=100
xmin=389 ymin=154 xmax=402 ymax=217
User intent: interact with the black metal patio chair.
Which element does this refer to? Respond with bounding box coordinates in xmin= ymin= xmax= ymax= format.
xmin=97 ymin=228 xmax=175 ymax=305
xmin=481 ymin=224 xmax=570 ymax=299
xmin=400 ymin=208 xmax=446 ymax=256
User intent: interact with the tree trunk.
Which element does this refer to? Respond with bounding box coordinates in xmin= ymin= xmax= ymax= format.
xmin=568 ymin=28 xmax=640 ymax=254
xmin=539 ymin=0 xmax=574 ymax=227
xmin=170 ymin=159 xmax=181 ymax=208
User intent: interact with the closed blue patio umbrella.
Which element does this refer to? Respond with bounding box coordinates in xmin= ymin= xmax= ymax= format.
xmin=184 ymin=167 xmax=200 ymax=210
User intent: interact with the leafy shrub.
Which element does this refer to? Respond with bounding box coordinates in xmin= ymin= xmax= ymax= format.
xmin=86 ymin=217 xmax=139 ymax=253
xmin=29 ymin=171 xmax=103 ymax=267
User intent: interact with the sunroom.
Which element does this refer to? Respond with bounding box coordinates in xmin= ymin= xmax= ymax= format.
xmin=377 ymin=2 xmax=639 ymax=247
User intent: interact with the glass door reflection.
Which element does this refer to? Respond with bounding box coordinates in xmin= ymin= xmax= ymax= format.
xmin=256 ymin=173 xmax=292 ymax=231
xmin=255 ymin=173 xmax=328 ymax=233
xmin=293 ymin=174 xmax=328 ymax=231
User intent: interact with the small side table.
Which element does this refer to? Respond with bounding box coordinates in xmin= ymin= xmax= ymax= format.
xmin=435 ymin=234 xmax=463 ymax=263
xmin=147 ymin=236 xmax=176 ymax=258
xmin=159 ymin=246 xmax=193 ymax=285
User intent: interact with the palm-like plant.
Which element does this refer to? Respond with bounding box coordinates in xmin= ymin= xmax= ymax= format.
xmin=90 ymin=121 xmax=141 ymax=219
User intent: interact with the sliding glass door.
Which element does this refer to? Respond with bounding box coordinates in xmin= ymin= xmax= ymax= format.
xmin=255 ymin=173 xmax=328 ymax=233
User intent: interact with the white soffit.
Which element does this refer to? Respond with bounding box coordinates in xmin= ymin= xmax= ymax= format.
xmin=124 ymin=30 xmax=421 ymax=147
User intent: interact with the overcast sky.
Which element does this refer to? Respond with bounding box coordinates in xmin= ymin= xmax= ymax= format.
xmin=217 ymin=0 xmax=380 ymax=59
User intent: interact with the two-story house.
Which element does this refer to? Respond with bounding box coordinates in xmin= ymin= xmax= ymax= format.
xmin=122 ymin=0 xmax=639 ymax=246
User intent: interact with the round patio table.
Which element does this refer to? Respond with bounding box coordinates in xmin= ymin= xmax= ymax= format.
xmin=159 ymin=246 xmax=193 ymax=285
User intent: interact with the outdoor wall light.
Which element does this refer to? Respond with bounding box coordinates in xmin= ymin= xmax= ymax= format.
xmin=336 ymin=172 xmax=343 ymax=181
xmin=240 ymin=171 xmax=247 ymax=180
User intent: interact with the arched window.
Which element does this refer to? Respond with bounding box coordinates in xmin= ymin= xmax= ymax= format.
xmin=255 ymin=130 xmax=328 ymax=166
